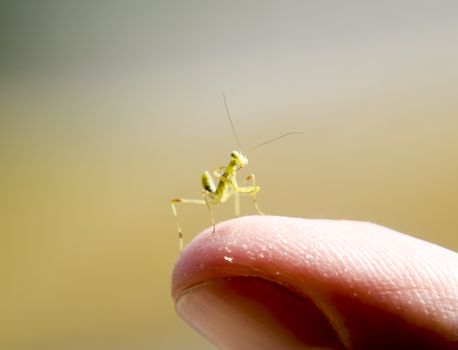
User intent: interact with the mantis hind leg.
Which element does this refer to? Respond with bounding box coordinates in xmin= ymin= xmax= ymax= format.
xmin=234 ymin=192 xmax=240 ymax=217
xmin=239 ymin=174 xmax=264 ymax=215
xmin=202 ymin=190 xmax=216 ymax=233
xmin=170 ymin=198 xmax=207 ymax=252
xmin=170 ymin=190 xmax=217 ymax=252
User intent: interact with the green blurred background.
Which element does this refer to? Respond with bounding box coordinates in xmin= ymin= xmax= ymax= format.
xmin=1 ymin=1 xmax=457 ymax=349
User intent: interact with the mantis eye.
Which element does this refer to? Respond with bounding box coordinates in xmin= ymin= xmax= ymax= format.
xmin=230 ymin=151 xmax=240 ymax=159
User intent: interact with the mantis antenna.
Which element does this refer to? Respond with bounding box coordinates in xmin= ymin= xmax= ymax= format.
xmin=222 ymin=93 xmax=302 ymax=152
xmin=222 ymin=92 xmax=242 ymax=150
xmin=249 ymin=132 xmax=304 ymax=153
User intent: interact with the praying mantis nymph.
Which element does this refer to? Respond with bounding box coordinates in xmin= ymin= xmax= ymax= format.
xmin=171 ymin=94 xmax=302 ymax=251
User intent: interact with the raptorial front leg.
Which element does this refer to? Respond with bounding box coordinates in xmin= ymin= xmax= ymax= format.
xmin=212 ymin=166 xmax=226 ymax=179
xmin=170 ymin=198 xmax=207 ymax=252
xmin=219 ymin=174 xmax=240 ymax=216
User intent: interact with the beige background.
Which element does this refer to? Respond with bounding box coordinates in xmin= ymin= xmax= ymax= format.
xmin=1 ymin=1 xmax=457 ymax=349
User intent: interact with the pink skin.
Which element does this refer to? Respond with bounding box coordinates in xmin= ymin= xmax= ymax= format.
xmin=172 ymin=216 xmax=458 ymax=350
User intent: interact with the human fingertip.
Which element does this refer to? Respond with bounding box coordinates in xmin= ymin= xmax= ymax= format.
xmin=176 ymin=277 xmax=342 ymax=350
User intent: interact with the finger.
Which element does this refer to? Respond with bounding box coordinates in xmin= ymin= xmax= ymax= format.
xmin=172 ymin=216 xmax=458 ymax=349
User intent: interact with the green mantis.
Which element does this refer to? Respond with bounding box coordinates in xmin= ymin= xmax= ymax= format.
xmin=171 ymin=94 xmax=301 ymax=251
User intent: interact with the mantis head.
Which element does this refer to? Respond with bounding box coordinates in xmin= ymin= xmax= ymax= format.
xmin=231 ymin=150 xmax=248 ymax=169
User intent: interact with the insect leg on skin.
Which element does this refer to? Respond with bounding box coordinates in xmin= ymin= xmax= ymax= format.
xmin=171 ymin=94 xmax=302 ymax=251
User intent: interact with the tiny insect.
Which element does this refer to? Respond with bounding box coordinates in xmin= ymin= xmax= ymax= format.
xmin=171 ymin=94 xmax=301 ymax=251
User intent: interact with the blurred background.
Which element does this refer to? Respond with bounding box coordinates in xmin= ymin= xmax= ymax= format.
xmin=1 ymin=1 xmax=457 ymax=349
